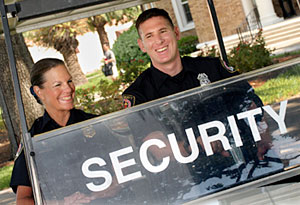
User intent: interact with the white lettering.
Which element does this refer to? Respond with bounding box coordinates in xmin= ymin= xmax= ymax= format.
xmin=263 ymin=100 xmax=288 ymax=134
xmin=140 ymin=139 xmax=170 ymax=173
xmin=198 ymin=121 xmax=231 ymax=156
xmin=81 ymin=100 xmax=290 ymax=193
xmin=168 ymin=128 xmax=199 ymax=163
xmin=81 ymin=157 xmax=112 ymax=192
xmin=227 ymin=115 xmax=243 ymax=147
xmin=109 ymin=147 xmax=142 ymax=184
xmin=237 ymin=108 xmax=262 ymax=142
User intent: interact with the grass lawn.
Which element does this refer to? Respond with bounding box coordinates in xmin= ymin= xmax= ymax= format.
xmin=0 ymin=164 xmax=13 ymax=191
xmin=271 ymin=50 xmax=300 ymax=59
xmin=255 ymin=64 xmax=300 ymax=104
xmin=78 ymin=71 xmax=113 ymax=90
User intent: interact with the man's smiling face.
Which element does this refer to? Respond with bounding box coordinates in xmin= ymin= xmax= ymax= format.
xmin=137 ymin=16 xmax=180 ymax=69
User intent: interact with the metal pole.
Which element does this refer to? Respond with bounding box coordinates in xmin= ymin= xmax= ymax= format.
xmin=206 ymin=0 xmax=229 ymax=65
xmin=0 ymin=1 xmax=42 ymax=204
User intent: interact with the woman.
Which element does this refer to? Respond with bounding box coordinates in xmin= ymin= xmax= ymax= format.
xmin=10 ymin=58 xmax=98 ymax=204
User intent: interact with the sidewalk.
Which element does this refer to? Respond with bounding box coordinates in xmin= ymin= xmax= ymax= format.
xmin=0 ymin=189 xmax=15 ymax=205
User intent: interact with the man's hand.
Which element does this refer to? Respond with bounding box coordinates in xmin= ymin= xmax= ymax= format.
xmin=196 ymin=137 xmax=230 ymax=157
xmin=144 ymin=131 xmax=189 ymax=161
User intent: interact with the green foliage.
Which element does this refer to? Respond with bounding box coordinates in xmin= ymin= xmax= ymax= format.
xmin=178 ymin=35 xmax=198 ymax=56
xmin=75 ymin=78 xmax=123 ymax=115
xmin=23 ymin=20 xmax=89 ymax=52
xmin=112 ymin=26 xmax=150 ymax=83
xmin=0 ymin=164 xmax=13 ymax=190
xmin=79 ymin=72 xmax=104 ymax=90
xmin=255 ymin=65 xmax=300 ymax=104
xmin=88 ymin=7 xmax=141 ymax=32
xmin=228 ymin=29 xmax=273 ymax=73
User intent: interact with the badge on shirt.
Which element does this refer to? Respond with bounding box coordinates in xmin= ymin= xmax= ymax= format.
xmin=81 ymin=125 xmax=96 ymax=138
xmin=197 ymin=73 xmax=211 ymax=86
xmin=220 ymin=59 xmax=236 ymax=73
xmin=122 ymin=94 xmax=135 ymax=108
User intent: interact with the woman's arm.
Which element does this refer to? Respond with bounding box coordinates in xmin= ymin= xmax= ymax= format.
xmin=16 ymin=186 xmax=34 ymax=205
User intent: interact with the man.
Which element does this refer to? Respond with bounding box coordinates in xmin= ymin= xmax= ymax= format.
xmin=102 ymin=43 xmax=118 ymax=80
xmin=122 ymin=7 xmax=272 ymax=178
xmin=120 ymin=9 xmax=280 ymax=203
xmin=122 ymin=8 xmax=238 ymax=107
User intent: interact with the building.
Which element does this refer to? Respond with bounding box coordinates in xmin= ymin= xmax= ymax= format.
xmin=146 ymin=0 xmax=300 ymax=44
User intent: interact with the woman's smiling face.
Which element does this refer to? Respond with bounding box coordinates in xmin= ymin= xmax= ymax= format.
xmin=35 ymin=64 xmax=75 ymax=114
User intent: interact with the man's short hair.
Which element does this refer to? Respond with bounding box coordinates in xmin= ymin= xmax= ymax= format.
xmin=136 ymin=8 xmax=174 ymax=36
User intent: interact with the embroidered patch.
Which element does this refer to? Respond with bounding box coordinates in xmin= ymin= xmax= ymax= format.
xmin=122 ymin=94 xmax=135 ymax=108
xmin=220 ymin=59 xmax=236 ymax=73
xmin=197 ymin=73 xmax=211 ymax=86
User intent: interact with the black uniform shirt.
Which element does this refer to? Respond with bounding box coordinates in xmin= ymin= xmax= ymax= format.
xmin=10 ymin=109 xmax=97 ymax=193
xmin=122 ymin=56 xmax=238 ymax=107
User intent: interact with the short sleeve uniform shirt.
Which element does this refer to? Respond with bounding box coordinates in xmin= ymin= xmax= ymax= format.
xmin=122 ymin=56 xmax=239 ymax=107
xmin=10 ymin=109 xmax=97 ymax=193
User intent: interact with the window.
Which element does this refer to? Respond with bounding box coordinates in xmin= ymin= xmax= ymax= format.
xmin=171 ymin=0 xmax=195 ymax=32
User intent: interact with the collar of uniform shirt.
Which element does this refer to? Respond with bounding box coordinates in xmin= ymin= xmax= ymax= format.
xmin=40 ymin=108 xmax=79 ymax=131
xmin=181 ymin=56 xmax=202 ymax=75
xmin=149 ymin=64 xmax=170 ymax=91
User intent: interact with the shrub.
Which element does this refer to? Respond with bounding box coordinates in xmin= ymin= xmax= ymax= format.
xmin=112 ymin=26 xmax=150 ymax=84
xmin=197 ymin=44 xmax=219 ymax=57
xmin=178 ymin=35 xmax=198 ymax=56
xmin=228 ymin=29 xmax=273 ymax=73
xmin=75 ymin=79 xmax=123 ymax=115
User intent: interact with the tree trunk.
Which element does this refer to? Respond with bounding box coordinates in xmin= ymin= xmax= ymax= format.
xmin=62 ymin=50 xmax=88 ymax=86
xmin=93 ymin=16 xmax=109 ymax=51
xmin=0 ymin=33 xmax=43 ymax=157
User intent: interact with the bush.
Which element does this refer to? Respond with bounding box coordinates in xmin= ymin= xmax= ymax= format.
xmin=197 ymin=44 xmax=219 ymax=57
xmin=112 ymin=26 xmax=150 ymax=84
xmin=178 ymin=35 xmax=198 ymax=56
xmin=228 ymin=29 xmax=273 ymax=73
xmin=75 ymin=79 xmax=123 ymax=115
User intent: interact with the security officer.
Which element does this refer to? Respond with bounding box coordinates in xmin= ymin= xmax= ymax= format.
xmin=122 ymin=8 xmax=239 ymax=107
xmin=121 ymin=8 xmax=275 ymax=189
xmin=10 ymin=58 xmax=99 ymax=204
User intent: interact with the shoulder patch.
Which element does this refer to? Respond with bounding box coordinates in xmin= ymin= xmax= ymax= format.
xmin=220 ymin=59 xmax=237 ymax=73
xmin=122 ymin=94 xmax=135 ymax=108
xmin=15 ymin=139 xmax=24 ymax=160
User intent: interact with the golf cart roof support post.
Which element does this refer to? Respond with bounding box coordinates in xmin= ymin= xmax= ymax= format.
xmin=207 ymin=0 xmax=229 ymax=66
xmin=0 ymin=1 xmax=42 ymax=204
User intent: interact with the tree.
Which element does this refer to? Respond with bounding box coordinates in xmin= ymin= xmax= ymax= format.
xmin=87 ymin=6 xmax=141 ymax=49
xmin=24 ymin=20 xmax=89 ymax=86
xmin=0 ymin=33 xmax=43 ymax=157
xmin=112 ymin=26 xmax=150 ymax=83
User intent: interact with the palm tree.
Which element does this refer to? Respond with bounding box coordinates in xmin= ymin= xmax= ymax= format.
xmin=0 ymin=33 xmax=43 ymax=157
xmin=24 ymin=20 xmax=89 ymax=86
xmin=88 ymin=7 xmax=141 ymax=49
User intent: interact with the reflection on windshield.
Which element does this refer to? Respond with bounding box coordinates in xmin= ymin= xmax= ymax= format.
xmin=31 ymin=63 xmax=300 ymax=204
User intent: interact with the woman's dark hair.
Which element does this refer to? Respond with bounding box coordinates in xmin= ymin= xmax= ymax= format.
xmin=135 ymin=8 xmax=174 ymax=37
xmin=30 ymin=58 xmax=65 ymax=104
